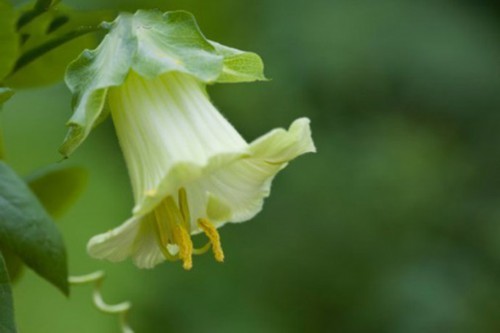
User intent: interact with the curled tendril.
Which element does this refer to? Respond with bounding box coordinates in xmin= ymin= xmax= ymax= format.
xmin=69 ymin=271 xmax=133 ymax=333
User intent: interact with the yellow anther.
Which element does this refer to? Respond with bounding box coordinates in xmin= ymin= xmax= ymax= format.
xmin=198 ymin=218 xmax=224 ymax=262
xmin=175 ymin=225 xmax=193 ymax=270
xmin=154 ymin=194 xmax=193 ymax=266
xmin=153 ymin=190 xmax=225 ymax=269
xmin=164 ymin=195 xmax=193 ymax=270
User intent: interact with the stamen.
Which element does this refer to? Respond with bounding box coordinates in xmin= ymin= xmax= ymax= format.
xmin=154 ymin=215 xmax=168 ymax=246
xmin=198 ymin=218 xmax=224 ymax=262
xmin=153 ymin=190 xmax=223 ymax=269
xmin=175 ymin=225 xmax=193 ymax=270
xmin=153 ymin=213 xmax=179 ymax=261
xmin=178 ymin=188 xmax=190 ymax=230
xmin=164 ymin=196 xmax=193 ymax=270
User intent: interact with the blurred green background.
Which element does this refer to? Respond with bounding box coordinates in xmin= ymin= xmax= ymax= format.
xmin=4 ymin=0 xmax=500 ymax=332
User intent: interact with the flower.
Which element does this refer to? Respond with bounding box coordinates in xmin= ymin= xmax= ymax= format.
xmin=59 ymin=10 xmax=315 ymax=269
xmin=87 ymin=70 xmax=316 ymax=269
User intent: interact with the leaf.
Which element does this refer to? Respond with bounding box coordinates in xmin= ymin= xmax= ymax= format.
xmin=0 ymin=162 xmax=68 ymax=295
xmin=0 ymin=87 xmax=14 ymax=107
xmin=0 ymin=0 xmax=19 ymax=81
xmin=210 ymin=41 xmax=267 ymax=83
xmin=0 ymin=245 xmax=23 ymax=283
xmin=0 ymin=251 xmax=17 ymax=333
xmin=5 ymin=6 xmax=115 ymax=88
xmin=0 ymin=166 xmax=86 ymax=286
xmin=26 ymin=165 xmax=88 ymax=219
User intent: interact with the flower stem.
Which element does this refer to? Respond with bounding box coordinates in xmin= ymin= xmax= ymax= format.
xmin=69 ymin=271 xmax=133 ymax=333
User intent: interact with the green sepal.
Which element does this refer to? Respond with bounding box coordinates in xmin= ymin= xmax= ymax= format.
xmin=61 ymin=9 xmax=266 ymax=157
xmin=26 ymin=165 xmax=88 ymax=219
xmin=0 ymin=251 xmax=17 ymax=333
xmin=210 ymin=41 xmax=267 ymax=83
xmin=60 ymin=13 xmax=135 ymax=157
xmin=0 ymin=0 xmax=19 ymax=82
xmin=0 ymin=162 xmax=68 ymax=295
xmin=131 ymin=10 xmax=222 ymax=81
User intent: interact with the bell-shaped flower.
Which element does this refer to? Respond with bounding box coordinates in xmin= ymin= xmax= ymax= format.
xmin=60 ymin=10 xmax=315 ymax=269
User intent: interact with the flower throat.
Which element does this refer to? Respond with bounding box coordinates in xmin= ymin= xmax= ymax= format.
xmin=153 ymin=188 xmax=224 ymax=269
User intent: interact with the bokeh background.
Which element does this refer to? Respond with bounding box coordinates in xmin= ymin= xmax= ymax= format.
xmin=4 ymin=0 xmax=500 ymax=332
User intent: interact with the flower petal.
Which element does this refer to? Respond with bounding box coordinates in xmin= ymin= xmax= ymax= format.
xmin=87 ymin=216 xmax=140 ymax=262
xmin=130 ymin=214 xmax=165 ymax=268
xmin=249 ymin=117 xmax=316 ymax=163
xmin=133 ymin=151 xmax=249 ymax=218
xmin=189 ymin=117 xmax=316 ymax=229
xmin=109 ymin=71 xmax=248 ymax=205
xmin=87 ymin=214 xmax=164 ymax=268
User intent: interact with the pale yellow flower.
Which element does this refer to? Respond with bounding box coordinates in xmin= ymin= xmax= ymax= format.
xmin=87 ymin=70 xmax=315 ymax=269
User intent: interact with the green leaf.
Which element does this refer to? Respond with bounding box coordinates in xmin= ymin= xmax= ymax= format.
xmin=26 ymin=165 xmax=88 ymax=219
xmin=0 ymin=245 xmax=23 ymax=283
xmin=210 ymin=41 xmax=267 ymax=83
xmin=0 ymin=1 xmax=19 ymax=81
xmin=0 ymin=251 xmax=17 ymax=333
xmin=61 ymin=9 xmax=267 ymax=157
xmin=0 ymin=166 xmax=86 ymax=286
xmin=6 ymin=6 xmax=114 ymax=88
xmin=0 ymin=87 xmax=14 ymax=106
xmin=0 ymin=162 xmax=68 ymax=295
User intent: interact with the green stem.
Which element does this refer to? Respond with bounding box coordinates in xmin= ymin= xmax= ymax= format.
xmin=17 ymin=0 xmax=61 ymax=30
xmin=11 ymin=25 xmax=104 ymax=75
xmin=69 ymin=271 xmax=134 ymax=333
